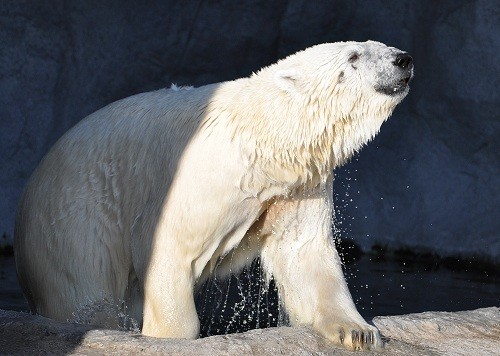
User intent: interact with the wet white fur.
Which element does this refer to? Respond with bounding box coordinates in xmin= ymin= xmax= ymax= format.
xmin=15 ymin=41 xmax=409 ymax=350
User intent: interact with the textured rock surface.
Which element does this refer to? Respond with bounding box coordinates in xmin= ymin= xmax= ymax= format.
xmin=1 ymin=308 xmax=498 ymax=355
xmin=0 ymin=1 xmax=499 ymax=261
xmin=374 ymin=307 xmax=500 ymax=356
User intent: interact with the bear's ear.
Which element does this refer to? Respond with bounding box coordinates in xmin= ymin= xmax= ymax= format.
xmin=274 ymin=69 xmax=300 ymax=94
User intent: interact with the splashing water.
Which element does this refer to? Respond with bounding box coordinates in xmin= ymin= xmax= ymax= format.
xmin=195 ymin=259 xmax=288 ymax=337
xmin=70 ymin=297 xmax=141 ymax=333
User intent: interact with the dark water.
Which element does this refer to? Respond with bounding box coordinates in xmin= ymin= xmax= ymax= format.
xmin=342 ymin=255 xmax=499 ymax=320
xmin=0 ymin=257 xmax=28 ymax=312
xmin=1 ymin=255 xmax=498 ymax=335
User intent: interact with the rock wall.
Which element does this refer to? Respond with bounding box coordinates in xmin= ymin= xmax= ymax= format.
xmin=1 ymin=1 xmax=498 ymax=261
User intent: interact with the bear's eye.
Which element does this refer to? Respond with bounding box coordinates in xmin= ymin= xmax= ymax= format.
xmin=348 ymin=53 xmax=360 ymax=63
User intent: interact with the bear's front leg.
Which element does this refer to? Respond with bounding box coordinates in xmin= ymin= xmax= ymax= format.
xmin=259 ymin=180 xmax=382 ymax=351
xmin=141 ymin=252 xmax=200 ymax=339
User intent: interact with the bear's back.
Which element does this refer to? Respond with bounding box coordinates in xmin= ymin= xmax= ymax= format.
xmin=16 ymin=83 xmax=226 ymax=243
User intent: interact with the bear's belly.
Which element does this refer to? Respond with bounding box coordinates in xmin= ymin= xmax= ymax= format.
xmin=190 ymin=198 xmax=264 ymax=279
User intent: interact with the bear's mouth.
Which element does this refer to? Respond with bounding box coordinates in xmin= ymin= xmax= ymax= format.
xmin=400 ymin=75 xmax=411 ymax=85
xmin=376 ymin=74 xmax=413 ymax=95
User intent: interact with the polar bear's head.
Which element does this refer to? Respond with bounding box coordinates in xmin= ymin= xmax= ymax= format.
xmin=243 ymin=41 xmax=413 ymax=187
xmin=270 ymin=41 xmax=413 ymax=167
xmin=272 ymin=40 xmax=413 ymax=111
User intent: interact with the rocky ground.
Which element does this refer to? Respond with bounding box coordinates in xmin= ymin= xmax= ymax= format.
xmin=0 ymin=307 xmax=498 ymax=355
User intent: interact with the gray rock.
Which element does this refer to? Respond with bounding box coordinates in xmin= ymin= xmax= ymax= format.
xmin=0 ymin=1 xmax=499 ymax=263
xmin=374 ymin=307 xmax=500 ymax=356
xmin=1 ymin=308 xmax=498 ymax=355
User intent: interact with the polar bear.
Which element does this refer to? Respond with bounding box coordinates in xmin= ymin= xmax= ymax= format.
xmin=15 ymin=41 xmax=413 ymax=351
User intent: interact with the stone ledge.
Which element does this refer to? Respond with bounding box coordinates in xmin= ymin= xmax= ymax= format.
xmin=373 ymin=308 xmax=500 ymax=356
xmin=0 ymin=307 xmax=498 ymax=355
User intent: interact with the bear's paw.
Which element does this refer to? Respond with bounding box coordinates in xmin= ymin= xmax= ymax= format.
xmin=320 ymin=321 xmax=383 ymax=351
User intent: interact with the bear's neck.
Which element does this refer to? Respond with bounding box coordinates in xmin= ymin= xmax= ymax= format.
xmin=219 ymin=79 xmax=397 ymax=191
xmin=270 ymin=104 xmax=395 ymax=191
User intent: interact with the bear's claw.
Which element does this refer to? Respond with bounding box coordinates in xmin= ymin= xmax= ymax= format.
xmin=321 ymin=322 xmax=383 ymax=351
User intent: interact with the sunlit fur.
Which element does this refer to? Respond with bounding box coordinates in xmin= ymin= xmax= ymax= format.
xmin=198 ymin=41 xmax=407 ymax=195
xmin=15 ymin=41 xmax=410 ymax=351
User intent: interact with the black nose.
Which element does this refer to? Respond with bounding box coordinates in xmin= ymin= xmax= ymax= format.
xmin=393 ymin=53 xmax=413 ymax=69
